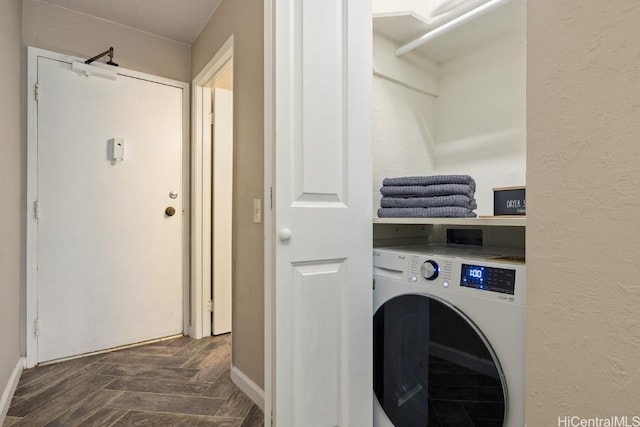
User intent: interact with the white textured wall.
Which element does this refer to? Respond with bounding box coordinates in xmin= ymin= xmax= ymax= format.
xmin=22 ymin=0 xmax=191 ymax=82
xmin=372 ymin=78 xmax=437 ymax=215
xmin=0 ymin=0 xmax=23 ymax=409
xmin=373 ymin=33 xmax=439 ymax=94
xmin=527 ymin=0 xmax=640 ymax=422
xmin=435 ymin=26 xmax=526 ymax=216
xmin=372 ymin=33 xmax=438 ymax=216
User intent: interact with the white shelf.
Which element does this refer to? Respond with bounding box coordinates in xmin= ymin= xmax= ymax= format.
xmin=372 ymin=0 xmax=525 ymax=63
xmin=373 ymin=217 xmax=526 ymax=227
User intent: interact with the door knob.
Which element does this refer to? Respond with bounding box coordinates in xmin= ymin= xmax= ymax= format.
xmin=165 ymin=207 xmax=176 ymax=217
xmin=278 ymin=228 xmax=292 ymax=242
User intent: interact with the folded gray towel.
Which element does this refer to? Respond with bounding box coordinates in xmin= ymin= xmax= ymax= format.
xmin=380 ymin=184 xmax=475 ymax=198
xmin=383 ymin=175 xmax=476 ymax=191
xmin=377 ymin=207 xmax=477 ymax=218
xmin=380 ymin=195 xmax=477 ymax=209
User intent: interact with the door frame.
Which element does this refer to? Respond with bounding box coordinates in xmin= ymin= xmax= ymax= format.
xmin=263 ymin=0 xmax=275 ymax=422
xmin=25 ymin=46 xmax=191 ymax=368
xmin=190 ymin=35 xmax=235 ymax=339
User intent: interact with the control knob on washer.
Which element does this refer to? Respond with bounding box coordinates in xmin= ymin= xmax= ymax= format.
xmin=420 ymin=260 xmax=439 ymax=280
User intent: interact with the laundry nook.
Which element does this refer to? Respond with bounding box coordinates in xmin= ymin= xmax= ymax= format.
xmin=371 ymin=0 xmax=526 ymax=425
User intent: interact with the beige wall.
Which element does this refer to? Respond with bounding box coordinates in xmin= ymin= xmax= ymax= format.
xmin=22 ymin=0 xmax=190 ymax=82
xmin=192 ymin=0 xmax=264 ymax=388
xmin=527 ymin=0 xmax=640 ymax=422
xmin=0 ymin=0 xmax=24 ymax=402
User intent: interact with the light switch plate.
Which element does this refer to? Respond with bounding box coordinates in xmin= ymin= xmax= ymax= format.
xmin=253 ymin=199 xmax=262 ymax=223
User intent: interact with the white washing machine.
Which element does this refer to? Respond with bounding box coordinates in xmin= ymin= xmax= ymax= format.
xmin=373 ymin=245 xmax=525 ymax=427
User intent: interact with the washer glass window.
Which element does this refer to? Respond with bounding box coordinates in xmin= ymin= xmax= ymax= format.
xmin=373 ymin=294 xmax=506 ymax=427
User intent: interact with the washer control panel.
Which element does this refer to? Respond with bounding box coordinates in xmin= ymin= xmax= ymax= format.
xmin=373 ymin=246 xmax=526 ymax=304
xmin=460 ymin=263 xmax=516 ymax=295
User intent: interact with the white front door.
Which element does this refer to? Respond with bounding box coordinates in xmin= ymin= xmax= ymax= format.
xmin=33 ymin=53 xmax=186 ymax=363
xmin=272 ymin=0 xmax=373 ymax=425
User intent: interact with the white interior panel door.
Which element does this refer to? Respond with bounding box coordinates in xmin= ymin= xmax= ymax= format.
xmin=212 ymin=87 xmax=233 ymax=335
xmin=273 ymin=0 xmax=373 ymax=425
xmin=36 ymin=57 xmax=184 ymax=363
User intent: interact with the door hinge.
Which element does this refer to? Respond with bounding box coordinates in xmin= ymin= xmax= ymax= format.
xmin=34 ymin=83 xmax=39 ymax=102
xmin=270 ymin=187 xmax=273 ymax=209
xmin=207 ymin=300 xmax=214 ymax=312
xmin=34 ymin=201 xmax=40 ymax=220
xmin=34 ymin=318 xmax=40 ymax=337
xmin=209 ymin=112 xmax=214 ymax=125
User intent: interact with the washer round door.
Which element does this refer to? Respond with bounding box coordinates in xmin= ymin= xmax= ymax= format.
xmin=373 ymin=294 xmax=507 ymax=427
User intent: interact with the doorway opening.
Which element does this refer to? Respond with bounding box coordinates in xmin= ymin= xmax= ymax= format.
xmin=191 ymin=35 xmax=235 ymax=339
xmin=208 ymin=59 xmax=234 ymax=336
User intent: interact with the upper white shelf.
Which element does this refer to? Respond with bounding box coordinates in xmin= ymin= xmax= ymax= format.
xmin=373 ymin=216 xmax=526 ymax=227
xmin=372 ymin=0 xmax=525 ymax=63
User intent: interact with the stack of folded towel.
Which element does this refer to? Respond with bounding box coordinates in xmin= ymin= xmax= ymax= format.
xmin=378 ymin=175 xmax=477 ymax=218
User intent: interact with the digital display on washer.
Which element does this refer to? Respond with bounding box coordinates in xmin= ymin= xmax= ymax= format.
xmin=460 ymin=264 xmax=516 ymax=295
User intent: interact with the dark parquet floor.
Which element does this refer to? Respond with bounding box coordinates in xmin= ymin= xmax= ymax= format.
xmin=3 ymin=334 xmax=263 ymax=426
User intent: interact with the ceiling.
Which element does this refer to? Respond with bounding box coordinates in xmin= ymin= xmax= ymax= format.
xmin=40 ymin=0 xmax=223 ymax=45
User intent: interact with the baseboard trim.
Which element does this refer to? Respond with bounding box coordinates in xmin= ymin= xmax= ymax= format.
xmin=0 ymin=357 xmax=24 ymax=424
xmin=230 ymin=365 xmax=264 ymax=410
